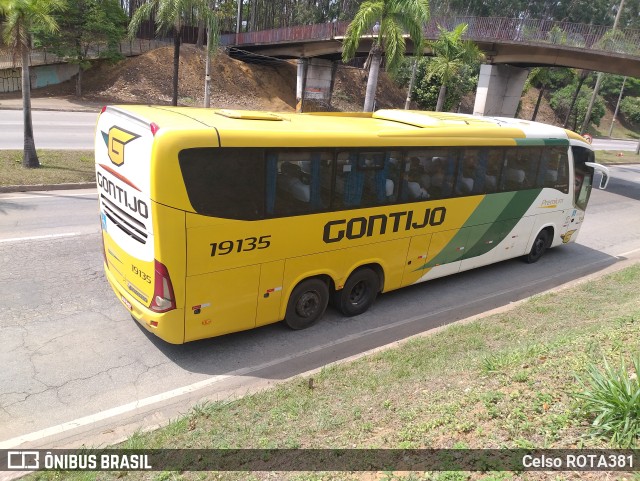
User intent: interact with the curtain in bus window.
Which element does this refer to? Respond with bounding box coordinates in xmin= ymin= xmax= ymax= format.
xmin=441 ymin=154 xmax=457 ymax=197
xmin=485 ymin=149 xmax=504 ymax=193
xmin=457 ymin=149 xmax=474 ymax=195
xmin=265 ymin=153 xmax=278 ymax=216
xmin=309 ymin=154 xmax=322 ymax=209
xmin=341 ymin=152 xmax=364 ymax=207
xmin=473 ymin=149 xmax=489 ymax=194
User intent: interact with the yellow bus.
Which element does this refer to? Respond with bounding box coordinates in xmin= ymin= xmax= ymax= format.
xmin=95 ymin=107 xmax=609 ymax=344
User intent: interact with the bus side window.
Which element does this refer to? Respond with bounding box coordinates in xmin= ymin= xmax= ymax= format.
xmin=335 ymin=152 xmax=362 ymax=208
xmin=273 ymin=150 xmax=331 ymax=216
xmin=485 ymin=148 xmax=504 ymax=193
xmin=539 ymin=147 xmax=569 ymax=193
xmin=456 ymin=149 xmax=480 ymax=195
xmin=440 ymin=154 xmax=458 ymax=198
xmin=334 ymin=151 xmax=399 ymax=208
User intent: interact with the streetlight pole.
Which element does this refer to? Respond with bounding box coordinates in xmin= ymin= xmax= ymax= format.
xmin=608 ymin=76 xmax=626 ymax=137
xmin=580 ymin=0 xmax=625 ymax=134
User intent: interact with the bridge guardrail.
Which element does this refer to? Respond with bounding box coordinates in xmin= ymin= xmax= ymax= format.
xmin=220 ymin=16 xmax=640 ymax=59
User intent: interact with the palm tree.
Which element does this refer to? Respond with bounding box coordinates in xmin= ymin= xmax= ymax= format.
xmin=1 ymin=0 xmax=65 ymax=168
xmin=342 ymin=0 xmax=430 ymax=112
xmin=425 ymin=23 xmax=483 ymax=112
xmin=128 ymin=0 xmax=215 ymax=106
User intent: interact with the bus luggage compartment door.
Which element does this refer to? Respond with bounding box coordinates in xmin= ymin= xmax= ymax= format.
xmin=184 ymin=265 xmax=260 ymax=342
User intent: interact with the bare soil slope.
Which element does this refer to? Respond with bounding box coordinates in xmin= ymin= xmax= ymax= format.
xmin=9 ymin=45 xmax=407 ymax=112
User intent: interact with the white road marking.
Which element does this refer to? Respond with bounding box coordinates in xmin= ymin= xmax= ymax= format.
xmin=617 ymin=247 xmax=640 ymax=258
xmin=0 ymin=232 xmax=82 ymax=243
xmin=0 ymin=374 xmax=231 ymax=449
xmin=1 ymin=192 xmax=97 ymax=200
xmin=0 ymin=254 xmax=623 ymax=449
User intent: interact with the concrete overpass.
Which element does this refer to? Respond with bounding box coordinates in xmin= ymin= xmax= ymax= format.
xmin=221 ymin=16 xmax=640 ymax=116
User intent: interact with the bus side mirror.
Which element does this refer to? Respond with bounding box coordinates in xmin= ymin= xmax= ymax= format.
xmin=585 ymin=162 xmax=609 ymax=190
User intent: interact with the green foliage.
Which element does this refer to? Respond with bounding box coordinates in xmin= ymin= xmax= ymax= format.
xmin=550 ymin=84 xmax=605 ymax=131
xmin=596 ymin=29 xmax=639 ymax=56
xmin=412 ymin=56 xmax=477 ymax=111
xmin=1 ymin=0 xmax=66 ymax=47
xmin=620 ymin=97 xmax=640 ymax=125
xmin=547 ymin=25 xmax=566 ymax=44
xmin=423 ymin=23 xmax=483 ymax=111
xmin=574 ymin=354 xmax=640 ymax=447
xmin=35 ymin=0 xmax=128 ymax=64
xmin=341 ymin=0 xmax=430 ymax=71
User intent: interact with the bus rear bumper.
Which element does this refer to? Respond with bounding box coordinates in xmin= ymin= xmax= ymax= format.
xmin=104 ymin=263 xmax=185 ymax=344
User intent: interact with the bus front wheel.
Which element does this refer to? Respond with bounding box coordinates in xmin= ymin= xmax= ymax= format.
xmin=285 ymin=278 xmax=329 ymax=330
xmin=525 ymin=229 xmax=551 ymax=264
xmin=332 ymin=267 xmax=379 ymax=317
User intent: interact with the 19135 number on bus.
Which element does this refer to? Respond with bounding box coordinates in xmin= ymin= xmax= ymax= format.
xmin=210 ymin=235 xmax=271 ymax=256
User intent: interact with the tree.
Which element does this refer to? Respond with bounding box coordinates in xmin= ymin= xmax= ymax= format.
xmin=128 ymin=0 xmax=216 ymax=106
xmin=551 ymin=83 xmax=605 ymax=132
xmin=525 ymin=67 xmax=572 ymax=121
xmin=37 ymin=0 xmax=127 ymax=96
xmin=0 ymin=0 xmax=66 ymax=169
xmin=341 ymin=0 xmax=430 ymax=112
xmin=425 ymin=23 xmax=483 ymax=112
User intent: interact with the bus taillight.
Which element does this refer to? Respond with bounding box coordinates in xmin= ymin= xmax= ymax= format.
xmin=150 ymin=259 xmax=176 ymax=312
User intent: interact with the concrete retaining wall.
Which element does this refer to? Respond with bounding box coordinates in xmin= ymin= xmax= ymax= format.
xmin=0 ymin=63 xmax=79 ymax=93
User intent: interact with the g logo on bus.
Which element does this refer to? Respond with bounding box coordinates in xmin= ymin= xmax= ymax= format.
xmin=104 ymin=127 xmax=139 ymax=166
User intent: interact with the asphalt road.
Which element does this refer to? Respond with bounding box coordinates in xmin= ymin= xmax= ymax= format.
xmin=591 ymin=137 xmax=640 ymax=152
xmin=0 ymin=110 xmax=98 ymax=150
xmin=1 ymin=164 xmax=640 ymax=450
xmin=0 ymin=109 xmax=638 ymax=152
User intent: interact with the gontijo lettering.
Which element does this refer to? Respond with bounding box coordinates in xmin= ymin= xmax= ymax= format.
xmin=323 ymin=206 xmax=446 ymax=243
xmin=97 ymin=171 xmax=149 ymax=219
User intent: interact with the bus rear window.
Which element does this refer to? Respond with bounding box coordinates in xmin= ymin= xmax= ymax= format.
xmin=179 ymin=148 xmax=265 ymax=220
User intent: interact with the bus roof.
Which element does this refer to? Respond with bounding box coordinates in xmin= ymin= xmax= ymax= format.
xmin=106 ymin=106 xmax=586 ymax=148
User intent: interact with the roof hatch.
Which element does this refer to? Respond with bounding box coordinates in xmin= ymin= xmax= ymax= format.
xmin=215 ymin=109 xmax=284 ymax=121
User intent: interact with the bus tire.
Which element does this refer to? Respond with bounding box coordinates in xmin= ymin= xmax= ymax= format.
xmin=525 ymin=229 xmax=550 ymax=264
xmin=285 ymin=278 xmax=329 ymax=330
xmin=333 ymin=267 xmax=379 ymax=317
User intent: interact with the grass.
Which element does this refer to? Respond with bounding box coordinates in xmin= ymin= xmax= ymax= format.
xmin=0 ymin=150 xmax=95 ymax=186
xmin=28 ymin=264 xmax=640 ymax=481
xmin=596 ymin=150 xmax=640 ymax=164
xmin=574 ymin=354 xmax=640 ymax=448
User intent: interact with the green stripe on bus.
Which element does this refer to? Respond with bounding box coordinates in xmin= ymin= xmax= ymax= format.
xmin=464 ymin=189 xmax=542 ymax=259
xmin=418 ymin=189 xmax=542 ymax=269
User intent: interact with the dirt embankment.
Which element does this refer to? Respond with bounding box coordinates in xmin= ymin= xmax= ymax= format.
xmin=8 ymin=45 xmax=408 ymax=112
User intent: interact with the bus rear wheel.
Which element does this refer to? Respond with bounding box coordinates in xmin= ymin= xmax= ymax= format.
xmin=285 ymin=278 xmax=329 ymax=330
xmin=525 ymin=229 xmax=551 ymax=264
xmin=332 ymin=267 xmax=379 ymax=317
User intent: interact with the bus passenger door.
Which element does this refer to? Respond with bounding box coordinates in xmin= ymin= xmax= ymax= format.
xmin=184 ymin=265 xmax=260 ymax=342
xmin=417 ymin=228 xmax=471 ymax=281
xmin=255 ymin=260 xmax=285 ymax=327
xmin=401 ymin=234 xmax=432 ymax=287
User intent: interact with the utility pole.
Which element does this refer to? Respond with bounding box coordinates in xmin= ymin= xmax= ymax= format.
xmin=204 ymin=26 xmax=212 ymax=108
xmin=404 ymin=58 xmax=418 ymax=110
xmin=580 ymin=0 xmax=625 ymax=134
xmin=608 ymin=76 xmax=626 ymax=137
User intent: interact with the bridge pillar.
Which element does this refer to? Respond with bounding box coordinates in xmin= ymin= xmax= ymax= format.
xmin=296 ymin=57 xmax=334 ymax=112
xmin=473 ymin=64 xmax=529 ymax=118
